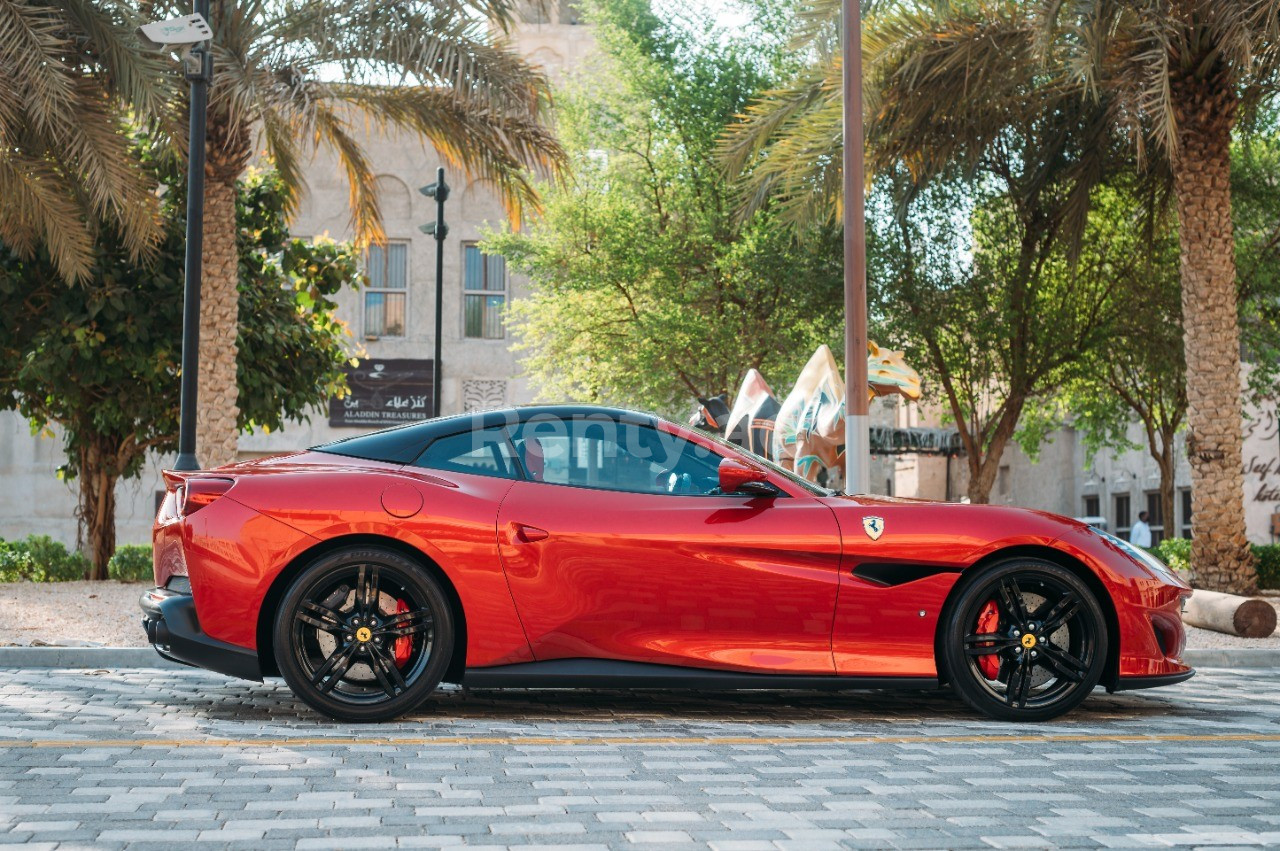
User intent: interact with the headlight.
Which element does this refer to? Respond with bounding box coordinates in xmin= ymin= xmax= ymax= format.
xmin=1096 ymin=529 xmax=1186 ymax=586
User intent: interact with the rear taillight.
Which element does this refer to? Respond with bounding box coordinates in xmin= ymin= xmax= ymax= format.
xmin=179 ymin=478 xmax=234 ymax=516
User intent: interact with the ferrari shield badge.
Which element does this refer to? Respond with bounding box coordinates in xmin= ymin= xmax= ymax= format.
xmin=862 ymin=516 xmax=885 ymax=541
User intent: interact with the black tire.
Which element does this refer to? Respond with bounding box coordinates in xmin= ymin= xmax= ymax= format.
xmin=941 ymin=558 xmax=1107 ymax=722
xmin=273 ymin=546 xmax=453 ymax=722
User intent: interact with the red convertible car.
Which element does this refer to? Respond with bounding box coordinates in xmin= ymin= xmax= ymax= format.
xmin=141 ymin=405 xmax=1192 ymax=722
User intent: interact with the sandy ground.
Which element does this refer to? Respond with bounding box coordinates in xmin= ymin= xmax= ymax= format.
xmin=2 ymin=581 xmax=1278 ymax=650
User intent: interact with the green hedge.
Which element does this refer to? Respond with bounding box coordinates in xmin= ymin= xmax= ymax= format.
xmin=107 ymin=545 xmax=154 ymax=582
xmin=1155 ymin=537 xmax=1280 ymax=590
xmin=1255 ymin=544 xmax=1280 ymax=590
xmin=0 ymin=535 xmax=88 ymax=582
xmin=0 ymin=536 xmax=154 ymax=583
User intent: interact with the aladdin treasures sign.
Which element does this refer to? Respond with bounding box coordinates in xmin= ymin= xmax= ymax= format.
xmin=329 ymin=358 xmax=434 ymax=428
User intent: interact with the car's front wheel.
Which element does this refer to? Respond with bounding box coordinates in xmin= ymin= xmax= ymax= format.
xmin=942 ymin=558 xmax=1107 ymax=722
xmin=273 ymin=547 xmax=453 ymax=722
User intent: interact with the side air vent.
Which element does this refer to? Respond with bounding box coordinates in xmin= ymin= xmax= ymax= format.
xmin=852 ymin=562 xmax=961 ymax=587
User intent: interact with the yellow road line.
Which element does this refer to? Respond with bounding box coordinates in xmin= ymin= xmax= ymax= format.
xmin=1 ymin=733 xmax=1277 ymax=749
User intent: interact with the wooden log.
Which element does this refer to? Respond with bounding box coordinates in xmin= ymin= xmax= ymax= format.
xmin=1183 ymin=590 xmax=1278 ymax=638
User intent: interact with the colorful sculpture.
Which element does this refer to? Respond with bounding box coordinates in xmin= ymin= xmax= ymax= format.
xmin=773 ymin=345 xmax=846 ymax=483
xmin=724 ymin=369 xmax=779 ymax=458
xmin=690 ymin=342 xmax=923 ymax=486
xmin=867 ymin=342 xmax=921 ymax=402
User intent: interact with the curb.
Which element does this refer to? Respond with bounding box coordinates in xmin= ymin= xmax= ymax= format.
xmin=0 ymin=648 xmax=181 ymax=669
xmin=1182 ymin=648 xmax=1280 ymax=668
xmin=0 ymin=646 xmax=1277 ymax=670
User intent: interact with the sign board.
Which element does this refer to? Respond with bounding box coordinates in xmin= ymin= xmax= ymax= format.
xmin=328 ymin=358 xmax=434 ymax=428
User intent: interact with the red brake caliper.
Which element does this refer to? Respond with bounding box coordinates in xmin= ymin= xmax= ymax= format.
xmin=393 ymin=599 xmax=412 ymax=667
xmin=976 ymin=599 xmax=1001 ymax=679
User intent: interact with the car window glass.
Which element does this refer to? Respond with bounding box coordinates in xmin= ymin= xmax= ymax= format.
xmin=414 ymin=429 xmax=518 ymax=479
xmin=512 ymin=417 xmax=723 ymax=495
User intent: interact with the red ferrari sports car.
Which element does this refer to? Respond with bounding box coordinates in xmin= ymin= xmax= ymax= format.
xmin=141 ymin=405 xmax=1192 ymax=722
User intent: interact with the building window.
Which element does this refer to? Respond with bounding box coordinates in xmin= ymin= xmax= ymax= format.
xmin=1145 ymin=491 xmax=1165 ymax=545
xmin=1179 ymin=487 xmax=1192 ymax=538
xmin=1083 ymin=495 xmax=1100 ymax=517
xmin=364 ymin=242 xmax=408 ymax=338
xmin=1114 ymin=493 xmax=1131 ymax=539
xmin=464 ymin=243 xmax=506 ymax=339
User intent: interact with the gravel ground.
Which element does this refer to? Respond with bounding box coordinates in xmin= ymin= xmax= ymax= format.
xmin=0 ymin=581 xmax=148 ymax=647
xmin=2 ymin=581 xmax=1278 ymax=649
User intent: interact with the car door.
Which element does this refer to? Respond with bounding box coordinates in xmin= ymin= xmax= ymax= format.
xmin=495 ymin=412 xmax=842 ymax=674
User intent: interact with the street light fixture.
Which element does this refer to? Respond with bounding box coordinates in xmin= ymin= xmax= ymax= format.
xmin=419 ymin=168 xmax=450 ymax=418
xmin=139 ymin=5 xmax=213 ymax=472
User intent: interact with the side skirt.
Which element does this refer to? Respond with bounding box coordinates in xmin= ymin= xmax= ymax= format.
xmin=463 ymin=658 xmax=940 ymax=691
xmin=1111 ymin=669 xmax=1195 ymax=692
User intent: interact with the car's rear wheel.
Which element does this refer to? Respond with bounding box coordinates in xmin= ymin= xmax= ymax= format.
xmin=273 ymin=547 xmax=453 ymax=722
xmin=942 ymin=558 xmax=1106 ymax=722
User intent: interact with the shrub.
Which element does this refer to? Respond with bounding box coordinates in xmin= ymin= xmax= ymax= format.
xmin=1253 ymin=544 xmax=1280 ymax=590
xmin=1155 ymin=537 xmax=1191 ymax=574
xmin=21 ymin=535 xmax=88 ymax=581
xmin=0 ymin=541 xmax=36 ymax=582
xmin=1155 ymin=537 xmax=1280 ymax=590
xmin=0 ymin=535 xmax=87 ymax=582
xmin=107 ymin=545 xmax=153 ymax=583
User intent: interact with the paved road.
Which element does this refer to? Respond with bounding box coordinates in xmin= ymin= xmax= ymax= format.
xmin=0 ymin=667 xmax=1278 ymax=849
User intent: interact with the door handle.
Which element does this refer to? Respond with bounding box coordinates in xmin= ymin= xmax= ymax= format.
xmin=513 ymin=523 xmax=550 ymax=543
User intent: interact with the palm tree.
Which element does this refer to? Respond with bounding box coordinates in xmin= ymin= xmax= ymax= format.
xmin=0 ymin=0 xmax=171 ymax=280
xmin=152 ymin=0 xmax=565 ymax=467
xmin=725 ymin=0 xmax=1278 ymax=594
xmin=1046 ymin=0 xmax=1277 ymax=594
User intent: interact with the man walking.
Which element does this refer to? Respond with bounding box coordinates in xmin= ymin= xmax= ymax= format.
xmin=1130 ymin=511 xmax=1153 ymax=548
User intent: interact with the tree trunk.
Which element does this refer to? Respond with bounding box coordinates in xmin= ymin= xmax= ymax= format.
xmin=1169 ymin=77 xmax=1255 ymax=594
xmin=77 ymin=439 xmax=118 ymax=581
xmin=963 ymin=402 xmax=1024 ymax=505
xmin=966 ymin=456 xmax=998 ymax=504
xmin=195 ymin=173 xmax=241 ymax=469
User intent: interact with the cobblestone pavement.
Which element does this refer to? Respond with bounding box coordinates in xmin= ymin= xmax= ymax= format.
xmin=1 ymin=667 xmax=1278 ymax=849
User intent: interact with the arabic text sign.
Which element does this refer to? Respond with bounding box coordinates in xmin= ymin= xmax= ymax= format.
xmin=328 ymin=358 xmax=435 ymax=427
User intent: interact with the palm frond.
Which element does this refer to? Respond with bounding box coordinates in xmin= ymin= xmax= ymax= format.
xmin=0 ymin=0 xmax=167 ymax=279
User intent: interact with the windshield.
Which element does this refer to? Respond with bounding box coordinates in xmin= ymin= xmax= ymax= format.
xmin=696 ymin=428 xmax=835 ymax=496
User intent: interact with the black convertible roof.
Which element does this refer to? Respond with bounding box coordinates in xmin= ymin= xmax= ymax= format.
xmin=312 ymin=405 xmax=664 ymax=465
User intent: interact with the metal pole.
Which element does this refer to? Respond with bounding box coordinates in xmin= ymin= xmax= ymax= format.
xmin=842 ymin=0 xmax=870 ymax=495
xmin=174 ymin=0 xmax=212 ymax=472
xmin=431 ymin=167 xmax=448 ymax=418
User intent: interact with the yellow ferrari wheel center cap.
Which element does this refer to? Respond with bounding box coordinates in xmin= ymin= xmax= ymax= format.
xmin=1021 ymin=633 xmax=1037 ymax=649
xmin=355 ymin=627 xmax=372 ymax=643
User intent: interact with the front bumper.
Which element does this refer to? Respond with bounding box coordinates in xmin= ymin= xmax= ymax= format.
xmin=139 ymin=587 xmax=261 ymax=681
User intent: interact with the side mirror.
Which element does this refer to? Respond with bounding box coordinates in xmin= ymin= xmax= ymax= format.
xmin=718 ymin=457 xmax=777 ymax=497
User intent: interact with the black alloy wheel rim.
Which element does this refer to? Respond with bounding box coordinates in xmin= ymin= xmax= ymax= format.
xmin=961 ymin=571 xmax=1098 ymax=711
xmin=290 ymin=562 xmax=436 ymax=704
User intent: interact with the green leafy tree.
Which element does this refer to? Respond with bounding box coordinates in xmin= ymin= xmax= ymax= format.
xmin=868 ymin=172 xmax=1125 ymax=504
xmin=0 ymin=0 xmax=172 ymax=280
xmin=1031 ymin=187 xmax=1188 ymax=533
xmin=138 ymin=0 xmax=566 ymax=469
xmin=485 ymin=0 xmax=843 ymax=413
xmin=728 ymin=0 xmax=1280 ymax=592
xmin=0 ymin=153 xmax=360 ymax=579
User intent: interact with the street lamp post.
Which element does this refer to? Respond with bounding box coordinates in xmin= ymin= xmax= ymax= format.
xmin=169 ymin=1 xmax=213 ymax=472
xmin=842 ymin=0 xmax=870 ymax=495
xmin=419 ymin=167 xmax=450 ymax=418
